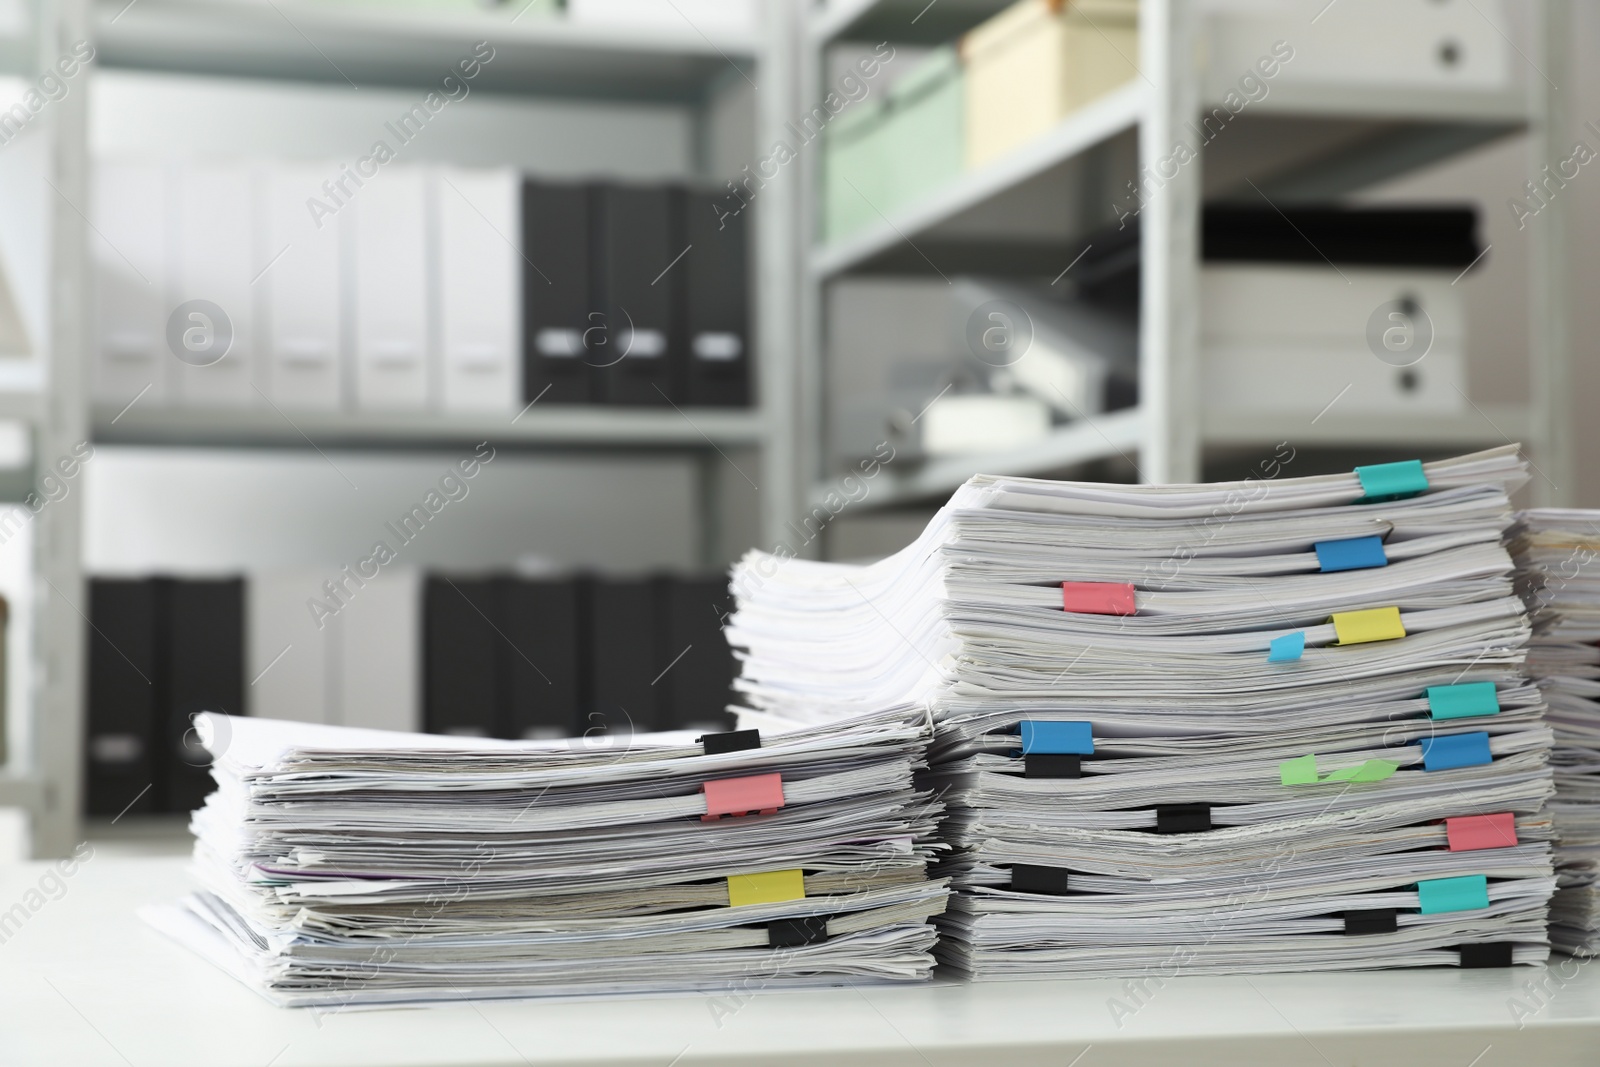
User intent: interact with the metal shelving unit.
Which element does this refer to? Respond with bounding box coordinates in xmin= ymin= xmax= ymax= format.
xmin=0 ymin=0 xmax=94 ymax=858
xmin=93 ymin=0 xmax=760 ymax=99
xmin=9 ymin=0 xmax=806 ymax=857
xmin=93 ymin=405 xmax=771 ymax=451
xmin=801 ymin=0 xmax=1571 ymax=515
xmin=13 ymin=0 xmax=1576 ymax=854
xmin=78 ymin=0 xmax=801 ymax=544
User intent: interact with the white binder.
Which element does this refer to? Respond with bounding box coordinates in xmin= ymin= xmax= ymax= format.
xmin=92 ymin=161 xmax=170 ymax=408
xmin=353 ymin=168 xmax=429 ymax=411
xmin=334 ymin=566 xmax=421 ymax=732
xmin=246 ymin=569 xmax=330 ymax=725
xmin=246 ymin=566 xmax=419 ymax=732
xmin=434 ymin=167 xmax=520 ymax=413
xmin=172 ymin=165 xmax=256 ymax=408
xmin=264 ymin=164 xmax=343 ymax=410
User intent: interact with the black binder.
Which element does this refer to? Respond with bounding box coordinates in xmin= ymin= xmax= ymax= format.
xmin=683 ymin=192 xmax=752 ymax=407
xmin=659 ymin=576 xmax=736 ymax=733
xmin=423 ymin=576 xmax=502 ymax=738
xmin=522 ymin=180 xmax=594 ymax=404
xmin=584 ymin=576 xmax=659 ymax=734
xmin=502 ymin=577 xmax=582 ymax=740
xmin=592 ymin=184 xmax=680 ymax=406
xmin=160 ymin=578 xmax=244 ymax=815
xmin=85 ymin=579 xmax=159 ymax=817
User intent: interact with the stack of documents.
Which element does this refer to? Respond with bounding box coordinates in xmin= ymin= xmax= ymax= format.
xmin=730 ymin=445 xmax=1554 ymax=976
xmin=1512 ymin=509 xmax=1600 ymax=955
xmin=145 ymin=711 xmax=948 ymax=1006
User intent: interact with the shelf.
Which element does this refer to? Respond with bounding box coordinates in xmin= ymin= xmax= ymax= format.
xmin=92 ymin=0 xmax=760 ymax=100
xmin=809 ymin=70 xmax=1528 ymax=279
xmin=9 ymin=854 xmax=1600 ymax=1066
xmin=1201 ymin=403 xmax=1530 ymax=450
xmin=810 ymin=82 xmax=1147 ymax=279
xmin=822 ymin=407 xmax=1145 ymax=510
xmin=93 ymin=405 xmax=768 ymax=451
xmin=1238 ymin=82 xmax=1527 ymax=125
xmin=1211 ymin=86 xmax=1528 ymax=202
xmin=811 ymin=0 xmax=1012 ymax=46
xmin=821 ymin=401 xmax=1532 ymax=511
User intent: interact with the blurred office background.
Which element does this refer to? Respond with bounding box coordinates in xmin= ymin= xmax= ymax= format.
xmin=0 ymin=0 xmax=1593 ymax=855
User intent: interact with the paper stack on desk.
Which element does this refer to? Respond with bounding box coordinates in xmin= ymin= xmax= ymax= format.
xmin=143 ymin=711 xmax=947 ymax=1007
xmin=1512 ymin=508 xmax=1600 ymax=956
xmin=730 ymin=445 xmax=1554 ymax=976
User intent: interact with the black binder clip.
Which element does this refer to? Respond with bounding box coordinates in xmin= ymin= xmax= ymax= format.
xmin=1342 ymin=908 xmax=1397 ymax=935
xmin=700 ymin=728 xmax=760 ymax=755
xmin=1010 ymin=864 xmax=1072 ymax=895
xmin=1024 ymin=754 xmax=1081 ymax=779
xmin=1155 ymin=803 xmax=1211 ymax=834
xmin=1459 ymin=942 xmax=1514 ymax=968
xmin=768 ymin=916 xmax=828 ymax=948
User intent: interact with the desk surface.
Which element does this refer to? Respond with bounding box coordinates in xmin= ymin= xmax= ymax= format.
xmin=3 ymin=855 xmax=1599 ymax=1067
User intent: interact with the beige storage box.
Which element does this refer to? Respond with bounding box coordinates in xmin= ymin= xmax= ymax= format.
xmin=961 ymin=0 xmax=1139 ymax=168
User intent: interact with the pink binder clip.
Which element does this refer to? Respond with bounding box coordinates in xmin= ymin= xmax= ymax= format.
xmin=702 ymin=773 xmax=785 ymax=821
xmin=1446 ymin=812 xmax=1518 ymax=852
xmin=1061 ymin=581 xmax=1136 ymax=615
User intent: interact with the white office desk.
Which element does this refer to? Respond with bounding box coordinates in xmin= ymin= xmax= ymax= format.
xmin=3 ymin=855 xmax=1599 ymax=1067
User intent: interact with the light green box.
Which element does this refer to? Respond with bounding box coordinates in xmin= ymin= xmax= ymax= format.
xmin=823 ymin=96 xmax=891 ymax=243
xmin=880 ymin=46 xmax=965 ymax=219
xmin=822 ymin=46 xmax=965 ymax=244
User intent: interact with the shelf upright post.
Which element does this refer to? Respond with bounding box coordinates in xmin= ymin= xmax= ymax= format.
xmin=796 ymin=2 xmax=826 ymax=559
xmin=1137 ymin=0 xmax=1202 ymax=485
xmin=32 ymin=0 xmax=91 ymax=857
xmin=1527 ymin=0 xmax=1572 ymax=507
xmin=755 ymin=0 xmax=806 ymax=555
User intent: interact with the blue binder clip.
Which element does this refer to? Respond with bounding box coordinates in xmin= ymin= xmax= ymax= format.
xmin=1019 ymin=721 xmax=1094 ymax=755
xmin=1419 ymin=732 xmax=1492 ymax=772
xmin=1314 ymin=535 xmax=1388 ymax=572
